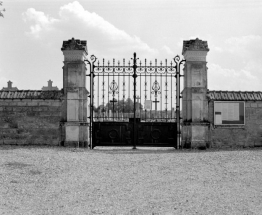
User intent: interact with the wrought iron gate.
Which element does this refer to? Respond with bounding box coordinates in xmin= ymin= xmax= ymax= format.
xmin=86 ymin=53 xmax=185 ymax=149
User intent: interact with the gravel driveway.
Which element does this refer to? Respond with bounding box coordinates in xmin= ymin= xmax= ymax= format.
xmin=0 ymin=145 xmax=262 ymax=215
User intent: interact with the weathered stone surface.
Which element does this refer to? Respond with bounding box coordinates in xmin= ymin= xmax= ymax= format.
xmin=61 ymin=38 xmax=89 ymax=147
xmin=182 ymin=38 xmax=210 ymax=149
xmin=208 ymin=101 xmax=262 ymax=147
xmin=0 ymin=99 xmax=62 ymax=146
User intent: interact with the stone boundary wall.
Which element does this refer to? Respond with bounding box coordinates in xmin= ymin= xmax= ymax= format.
xmin=208 ymin=101 xmax=262 ymax=148
xmin=0 ymin=99 xmax=62 ymax=145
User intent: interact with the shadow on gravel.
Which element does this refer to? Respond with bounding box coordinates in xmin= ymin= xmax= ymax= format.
xmin=89 ymin=146 xmax=262 ymax=155
xmin=0 ymin=145 xmax=261 ymax=155
xmin=0 ymin=145 xmax=61 ymax=151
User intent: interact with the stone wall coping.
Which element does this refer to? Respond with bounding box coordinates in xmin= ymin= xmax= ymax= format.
xmin=0 ymin=90 xmax=64 ymax=100
xmin=207 ymin=90 xmax=262 ymax=101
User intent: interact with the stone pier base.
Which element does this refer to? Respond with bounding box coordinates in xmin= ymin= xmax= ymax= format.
xmin=60 ymin=122 xmax=89 ymax=147
xmin=182 ymin=123 xmax=210 ymax=149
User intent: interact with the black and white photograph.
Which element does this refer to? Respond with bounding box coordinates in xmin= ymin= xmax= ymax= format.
xmin=0 ymin=0 xmax=262 ymax=214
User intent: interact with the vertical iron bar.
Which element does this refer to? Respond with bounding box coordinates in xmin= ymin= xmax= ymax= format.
xmin=144 ymin=59 xmax=147 ymax=122
xmin=150 ymin=65 xmax=152 ymax=120
xmin=133 ymin=52 xmax=137 ymax=149
xmin=155 ymin=59 xmax=157 ymax=119
xmin=123 ymin=59 xmax=125 ymax=120
xmin=97 ymin=72 xmax=99 ymax=121
xmin=102 ymin=60 xmax=105 ymax=121
xmin=89 ymin=62 xmax=94 ymax=149
xmin=165 ymin=59 xmax=168 ymax=122
xmin=107 ymin=65 xmax=110 ymax=121
xmin=118 ymin=62 xmax=120 ymax=121
xmin=160 ymin=73 xmax=162 ymax=121
xmin=171 ymin=63 xmax=173 ymax=120
xmin=176 ymin=60 xmax=180 ymax=149
xmin=139 ymin=62 xmax=142 ymax=120
xmin=128 ymin=63 xmax=131 ymax=119
xmin=112 ymin=59 xmax=115 ymax=121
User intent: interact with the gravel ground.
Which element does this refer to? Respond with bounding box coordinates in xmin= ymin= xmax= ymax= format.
xmin=0 ymin=145 xmax=262 ymax=215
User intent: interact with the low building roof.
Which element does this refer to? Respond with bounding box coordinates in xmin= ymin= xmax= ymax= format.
xmin=0 ymin=90 xmax=63 ymax=100
xmin=207 ymin=90 xmax=262 ymax=101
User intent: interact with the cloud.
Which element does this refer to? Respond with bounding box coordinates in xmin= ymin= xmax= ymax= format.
xmin=22 ymin=1 xmax=157 ymax=58
xmin=225 ymin=35 xmax=262 ymax=59
xmin=22 ymin=8 xmax=58 ymax=38
xmin=162 ymin=45 xmax=175 ymax=56
xmin=0 ymin=77 xmax=9 ymax=89
xmin=206 ymin=35 xmax=262 ymax=91
xmin=208 ymin=63 xmax=261 ymax=91
xmin=213 ymin=46 xmax=223 ymax=53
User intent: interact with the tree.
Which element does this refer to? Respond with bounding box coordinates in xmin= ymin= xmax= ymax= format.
xmin=0 ymin=1 xmax=5 ymax=17
xmin=94 ymin=98 xmax=143 ymax=113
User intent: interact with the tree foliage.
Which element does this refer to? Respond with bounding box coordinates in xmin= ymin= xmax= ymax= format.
xmin=94 ymin=98 xmax=143 ymax=113
xmin=0 ymin=1 xmax=5 ymax=18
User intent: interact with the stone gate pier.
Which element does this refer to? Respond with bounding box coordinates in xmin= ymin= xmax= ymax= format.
xmin=181 ymin=38 xmax=210 ymax=148
xmin=60 ymin=38 xmax=89 ymax=147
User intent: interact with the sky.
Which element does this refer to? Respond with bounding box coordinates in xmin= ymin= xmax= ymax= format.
xmin=0 ymin=0 xmax=262 ymax=92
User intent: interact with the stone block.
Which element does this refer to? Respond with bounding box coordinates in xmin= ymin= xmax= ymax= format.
xmin=38 ymin=112 xmax=50 ymax=116
xmin=17 ymin=101 xmax=27 ymax=106
xmin=0 ymin=101 xmax=9 ymax=106
xmin=66 ymin=125 xmax=79 ymax=141
xmin=48 ymin=106 xmax=60 ymax=112
xmin=245 ymin=102 xmax=251 ymax=107
xmin=4 ymin=107 xmax=13 ymax=112
xmin=39 ymin=101 xmax=49 ymax=106
xmin=250 ymin=103 xmax=258 ymax=108
xmin=51 ymin=101 xmax=62 ymax=107
xmin=67 ymin=100 xmax=79 ymax=121
xmin=27 ymin=101 xmax=39 ymax=106
xmin=12 ymin=107 xmax=23 ymax=112
xmin=32 ymin=107 xmax=46 ymax=112
xmin=0 ymin=123 xmax=9 ymax=128
xmin=258 ymin=103 xmax=262 ymax=107
xmin=3 ymin=139 xmax=17 ymax=145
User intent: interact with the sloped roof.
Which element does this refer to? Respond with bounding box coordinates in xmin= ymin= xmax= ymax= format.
xmin=207 ymin=90 xmax=262 ymax=101
xmin=0 ymin=90 xmax=64 ymax=100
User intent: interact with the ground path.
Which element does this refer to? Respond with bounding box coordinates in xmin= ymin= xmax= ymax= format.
xmin=0 ymin=146 xmax=262 ymax=215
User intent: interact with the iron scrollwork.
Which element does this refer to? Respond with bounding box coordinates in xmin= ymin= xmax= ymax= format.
xmin=109 ymin=80 xmax=119 ymax=96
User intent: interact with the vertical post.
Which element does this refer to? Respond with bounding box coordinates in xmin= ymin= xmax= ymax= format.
xmin=86 ymin=55 xmax=97 ymax=149
xmin=176 ymin=59 xmax=180 ymax=149
xmin=175 ymin=56 xmax=185 ymax=149
xmin=89 ymin=63 xmax=94 ymax=149
xmin=132 ymin=52 xmax=138 ymax=149
xmin=61 ymin=38 xmax=89 ymax=147
xmin=181 ymin=38 xmax=209 ymax=149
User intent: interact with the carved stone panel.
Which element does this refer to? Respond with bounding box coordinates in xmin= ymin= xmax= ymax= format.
xmin=63 ymin=50 xmax=87 ymax=62
xmin=67 ymin=92 xmax=79 ymax=121
xmin=68 ymin=64 xmax=84 ymax=87
xmin=183 ymin=51 xmax=208 ymax=62
xmin=66 ymin=126 xmax=79 ymax=141
xmin=192 ymin=93 xmax=203 ymax=121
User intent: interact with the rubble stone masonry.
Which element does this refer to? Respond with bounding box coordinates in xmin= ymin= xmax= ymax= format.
xmin=0 ymin=98 xmax=62 ymax=145
xmin=208 ymin=101 xmax=262 ymax=148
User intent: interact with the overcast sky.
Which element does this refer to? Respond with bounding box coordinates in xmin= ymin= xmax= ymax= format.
xmin=0 ymin=0 xmax=262 ymax=91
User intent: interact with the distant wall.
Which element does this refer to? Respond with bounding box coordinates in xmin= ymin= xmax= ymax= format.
xmin=0 ymin=91 xmax=63 ymax=145
xmin=208 ymin=101 xmax=262 ymax=148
